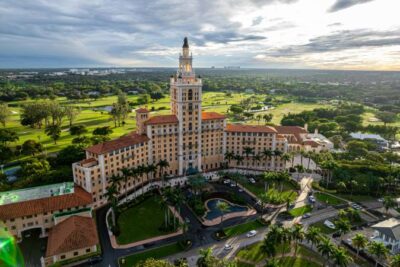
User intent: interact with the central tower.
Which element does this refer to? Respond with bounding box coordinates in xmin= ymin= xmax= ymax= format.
xmin=170 ymin=37 xmax=202 ymax=175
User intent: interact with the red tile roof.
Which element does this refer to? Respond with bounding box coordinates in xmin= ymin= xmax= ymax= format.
xmin=46 ymin=216 xmax=99 ymax=257
xmin=274 ymin=126 xmax=308 ymax=134
xmin=136 ymin=108 xmax=149 ymax=113
xmin=226 ymin=124 xmax=277 ymax=133
xmin=274 ymin=126 xmax=308 ymax=144
xmin=0 ymin=186 xmax=92 ymax=220
xmin=144 ymin=114 xmax=179 ymax=125
xmin=86 ymin=133 xmax=149 ymax=154
xmin=79 ymin=158 xmax=97 ymax=165
xmin=202 ymin=112 xmax=226 ymax=120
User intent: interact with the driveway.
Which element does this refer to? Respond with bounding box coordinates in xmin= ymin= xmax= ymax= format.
xmin=19 ymin=228 xmax=47 ymax=267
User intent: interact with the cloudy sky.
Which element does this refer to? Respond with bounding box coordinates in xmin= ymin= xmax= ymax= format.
xmin=0 ymin=0 xmax=399 ymax=70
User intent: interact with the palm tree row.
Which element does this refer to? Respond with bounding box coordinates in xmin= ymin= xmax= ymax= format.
xmin=261 ymin=224 xmax=353 ymax=267
xmin=224 ymin=148 xmax=291 ymax=171
xmin=104 ymin=159 xmax=170 ymax=227
xmin=350 ymin=232 xmax=399 ymax=267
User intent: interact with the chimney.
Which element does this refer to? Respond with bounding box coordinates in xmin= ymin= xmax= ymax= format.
xmin=304 ymin=123 xmax=308 ymax=132
xmin=314 ymin=128 xmax=318 ymax=135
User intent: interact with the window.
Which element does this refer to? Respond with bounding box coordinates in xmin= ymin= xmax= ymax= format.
xmin=74 ymin=251 xmax=79 ymax=256
xmin=188 ymin=89 xmax=193 ymax=100
xmin=61 ymin=255 xmax=66 ymax=259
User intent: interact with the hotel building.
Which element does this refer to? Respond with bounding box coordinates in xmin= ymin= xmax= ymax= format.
xmin=0 ymin=37 xmax=332 ymax=266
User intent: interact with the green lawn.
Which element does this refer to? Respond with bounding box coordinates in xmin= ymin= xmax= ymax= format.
xmin=309 ymin=221 xmax=336 ymax=234
xmin=223 ymin=220 xmax=265 ymax=237
xmin=116 ymin=196 xmax=177 ymax=245
xmin=236 ymin=243 xmax=322 ymax=266
xmin=336 ymin=193 xmax=375 ymax=202
xmin=288 ymin=205 xmax=312 ymax=217
xmin=314 ymin=192 xmax=346 ymax=206
xmin=236 ymin=242 xmax=273 ymax=263
xmin=118 ymin=242 xmax=183 ymax=266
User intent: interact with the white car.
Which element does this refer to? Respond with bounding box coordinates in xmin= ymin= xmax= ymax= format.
xmin=308 ymin=196 xmax=316 ymax=203
xmin=249 ymin=178 xmax=256 ymax=184
xmin=324 ymin=220 xmax=336 ymax=229
xmin=224 ymin=244 xmax=233 ymax=251
xmin=246 ymin=230 xmax=257 ymax=237
xmin=230 ymin=183 xmax=236 ymax=187
xmin=223 ymin=179 xmax=231 ymax=184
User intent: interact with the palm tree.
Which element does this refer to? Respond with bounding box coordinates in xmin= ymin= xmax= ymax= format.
xmin=253 ymin=153 xmax=262 ymax=169
xmin=391 ymin=254 xmax=400 ymax=267
xmin=262 ymin=149 xmax=273 ymax=163
xmin=335 ymin=218 xmax=351 ymax=241
xmin=368 ymin=241 xmax=389 ymax=267
xmin=321 ymin=160 xmax=338 ymax=186
xmin=224 ymin=151 xmax=235 ymax=166
xmin=110 ymin=174 xmax=122 ymax=194
xmin=281 ymin=153 xmax=291 ymax=170
xmin=258 ymin=192 xmax=270 ymax=219
xmin=276 ymin=172 xmax=290 ymax=192
xmin=263 ymin=172 xmax=277 ymax=192
xmin=291 ymin=223 xmax=305 ymax=256
xmin=305 ymin=226 xmax=321 ymax=249
xmin=243 ymin=146 xmax=254 ymax=170
xmin=121 ymin=167 xmax=131 ymax=199
xmin=383 ymin=196 xmax=397 ymax=215
xmin=260 ymin=237 xmax=277 ymax=259
xmin=197 ymin=247 xmax=213 ymax=267
xmin=234 ymin=154 xmax=244 ymax=168
xmin=157 ymin=159 xmax=169 ymax=186
xmin=317 ymin=237 xmax=336 ymax=266
xmin=136 ymin=164 xmax=146 ymax=195
xmin=158 ymin=194 xmax=170 ymax=229
xmin=332 ymin=247 xmax=352 ymax=267
xmin=217 ymin=201 xmax=229 ymax=229
xmin=352 ymin=233 xmax=368 ymax=256
xmin=294 ymin=164 xmax=304 ymax=180
xmin=147 ymin=163 xmax=157 ymax=182
xmin=273 ymin=150 xmax=283 ymax=170
xmin=104 ymin=183 xmax=119 ymax=226
xmin=266 ymin=225 xmax=286 ymax=257
xmin=299 ymin=149 xmax=305 ymax=166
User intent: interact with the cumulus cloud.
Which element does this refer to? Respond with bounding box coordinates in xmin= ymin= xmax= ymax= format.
xmin=328 ymin=0 xmax=374 ymax=12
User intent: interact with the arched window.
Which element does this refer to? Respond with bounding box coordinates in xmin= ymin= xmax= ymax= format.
xmin=188 ymin=89 xmax=193 ymax=100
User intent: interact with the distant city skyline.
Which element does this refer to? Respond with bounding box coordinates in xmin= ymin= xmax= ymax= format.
xmin=0 ymin=0 xmax=399 ymax=70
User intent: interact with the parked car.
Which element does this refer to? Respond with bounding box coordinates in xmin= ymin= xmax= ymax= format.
xmin=224 ymin=179 xmax=231 ymax=184
xmin=302 ymin=213 xmax=311 ymax=219
xmin=324 ymin=220 xmax=336 ymax=229
xmin=350 ymin=203 xmax=362 ymax=210
xmin=185 ymin=217 xmax=190 ymax=223
xmin=238 ymin=188 xmax=244 ymax=192
xmin=224 ymin=244 xmax=233 ymax=251
xmin=308 ymin=195 xmax=316 ymax=203
xmin=246 ymin=230 xmax=257 ymax=237
xmin=249 ymin=178 xmax=256 ymax=184
xmin=230 ymin=183 xmax=236 ymax=187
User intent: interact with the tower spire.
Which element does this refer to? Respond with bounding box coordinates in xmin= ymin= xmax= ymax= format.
xmin=183 ymin=37 xmax=189 ymax=48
